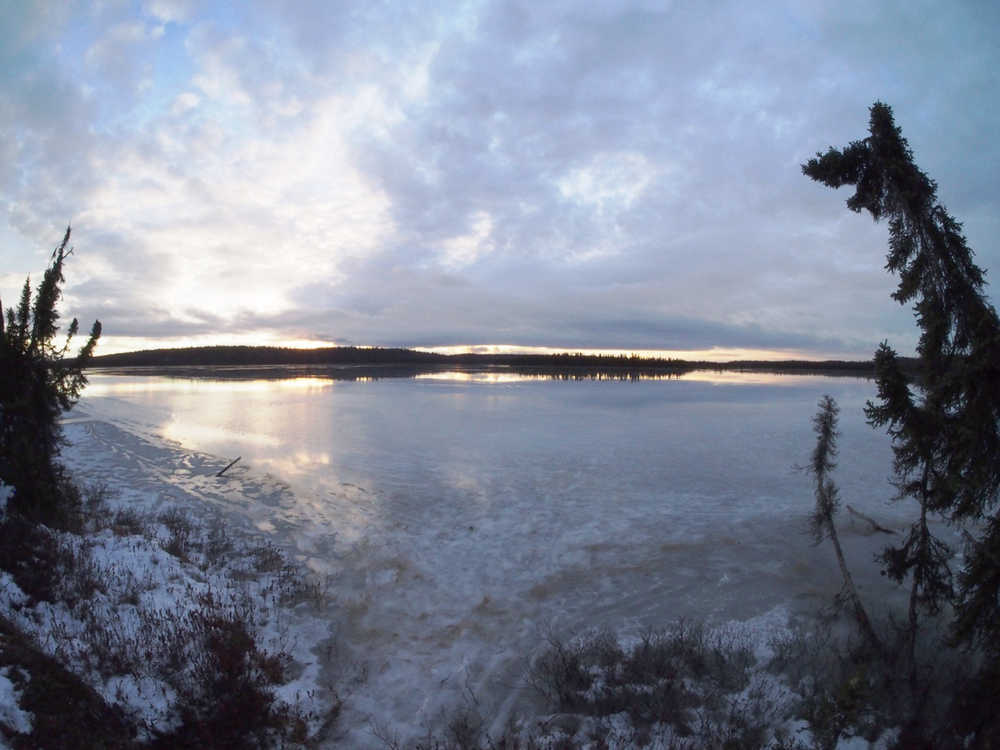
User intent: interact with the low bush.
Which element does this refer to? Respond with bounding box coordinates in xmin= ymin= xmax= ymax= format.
xmin=158 ymin=508 xmax=194 ymax=561
xmin=526 ymin=621 xmax=780 ymax=748
xmin=0 ymin=515 xmax=104 ymax=608
xmin=203 ymin=519 xmax=233 ymax=567
xmin=112 ymin=507 xmax=148 ymax=538
xmin=253 ymin=541 xmax=285 ymax=573
xmin=0 ymin=615 xmax=136 ymax=749
xmin=148 ymin=600 xmax=307 ymax=748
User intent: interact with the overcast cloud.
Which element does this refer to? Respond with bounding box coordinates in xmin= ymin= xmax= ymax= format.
xmin=2 ymin=0 xmax=998 ymax=358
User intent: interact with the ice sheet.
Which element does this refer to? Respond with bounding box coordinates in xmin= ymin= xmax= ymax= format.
xmin=64 ymin=370 xmax=935 ymax=745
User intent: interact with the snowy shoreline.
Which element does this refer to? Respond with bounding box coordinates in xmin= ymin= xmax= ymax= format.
xmin=2 ymin=406 xmax=917 ymax=748
xmin=1 ymin=413 xmax=343 ymax=746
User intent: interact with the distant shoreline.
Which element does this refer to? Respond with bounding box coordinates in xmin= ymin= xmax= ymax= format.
xmin=86 ymin=345 xmax=911 ymax=379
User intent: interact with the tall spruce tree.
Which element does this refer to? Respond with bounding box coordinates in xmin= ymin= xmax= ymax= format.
xmin=802 ymin=103 xmax=1000 ymax=657
xmin=0 ymin=227 xmax=101 ymax=523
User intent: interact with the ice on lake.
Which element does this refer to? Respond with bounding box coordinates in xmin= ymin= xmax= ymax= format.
xmin=66 ymin=368 xmax=926 ymax=744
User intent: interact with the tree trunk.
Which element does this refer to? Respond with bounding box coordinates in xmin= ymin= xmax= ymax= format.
xmin=827 ymin=510 xmax=883 ymax=653
xmin=907 ymin=465 xmax=932 ymax=682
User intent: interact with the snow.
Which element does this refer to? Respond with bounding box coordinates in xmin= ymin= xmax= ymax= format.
xmin=103 ymin=675 xmax=179 ymax=732
xmin=0 ymin=482 xmax=11 ymax=516
xmin=0 ymin=667 xmax=33 ymax=736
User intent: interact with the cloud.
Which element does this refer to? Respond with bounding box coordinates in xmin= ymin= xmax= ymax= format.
xmin=1 ymin=0 xmax=998 ymax=358
xmin=84 ymin=21 xmax=162 ymax=95
xmin=170 ymin=91 xmax=200 ymax=115
xmin=145 ymin=0 xmax=194 ymax=24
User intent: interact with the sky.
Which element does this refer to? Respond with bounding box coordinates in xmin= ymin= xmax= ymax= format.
xmin=1 ymin=0 xmax=998 ymax=359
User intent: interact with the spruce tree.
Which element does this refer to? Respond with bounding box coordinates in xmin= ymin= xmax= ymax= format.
xmin=808 ymin=394 xmax=882 ymax=653
xmin=803 ymin=103 xmax=1000 ymax=657
xmin=0 ymin=227 xmax=101 ymax=523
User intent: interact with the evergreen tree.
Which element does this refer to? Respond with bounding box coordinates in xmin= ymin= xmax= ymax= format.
xmin=808 ymin=394 xmax=882 ymax=653
xmin=803 ymin=103 xmax=1000 ymax=657
xmin=0 ymin=227 xmax=101 ymax=523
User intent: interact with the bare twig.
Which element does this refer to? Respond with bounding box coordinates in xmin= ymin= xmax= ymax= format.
xmin=846 ymin=504 xmax=897 ymax=535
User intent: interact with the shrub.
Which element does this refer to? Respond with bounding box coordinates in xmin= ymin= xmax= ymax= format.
xmin=148 ymin=601 xmax=306 ymax=748
xmin=0 ymin=615 xmax=136 ymax=749
xmin=526 ymin=621 xmax=772 ymax=746
xmin=158 ymin=508 xmax=194 ymax=561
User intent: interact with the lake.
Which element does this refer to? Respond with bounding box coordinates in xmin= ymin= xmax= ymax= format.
xmin=70 ymin=367 xmax=914 ymax=740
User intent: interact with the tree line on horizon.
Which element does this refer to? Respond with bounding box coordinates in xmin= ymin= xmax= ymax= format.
xmin=85 ymin=343 xmax=895 ymax=376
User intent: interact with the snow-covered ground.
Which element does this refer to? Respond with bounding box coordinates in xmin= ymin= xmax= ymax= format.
xmin=2 ymin=371 xmax=941 ymax=746
xmin=0 ymin=428 xmax=340 ymax=745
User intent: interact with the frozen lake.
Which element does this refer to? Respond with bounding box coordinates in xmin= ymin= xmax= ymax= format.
xmin=70 ymin=367 xmax=915 ymax=743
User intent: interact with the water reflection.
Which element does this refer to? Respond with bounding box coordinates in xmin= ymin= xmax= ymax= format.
xmin=78 ymin=368 xmax=881 ymax=512
xmin=85 ymin=375 xmax=334 ymax=396
xmin=676 ymin=370 xmax=839 ymax=387
xmin=160 ymin=419 xmax=283 ymax=449
xmin=85 ymin=367 xmax=734 ymax=388
xmin=258 ymin=450 xmax=334 ymax=478
xmin=426 ymin=370 xmax=689 ymax=383
xmin=89 ymin=362 xmax=871 ymax=388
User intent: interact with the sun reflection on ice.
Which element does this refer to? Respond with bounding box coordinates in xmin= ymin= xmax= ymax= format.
xmin=85 ymin=376 xmax=335 ymax=396
xmin=160 ymin=421 xmax=282 ymax=448
xmin=414 ymin=371 xmax=546 ymax=384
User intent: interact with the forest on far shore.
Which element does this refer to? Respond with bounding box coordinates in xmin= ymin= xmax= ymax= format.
xmin=88 ymin=344 xmax=913 ymax=378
